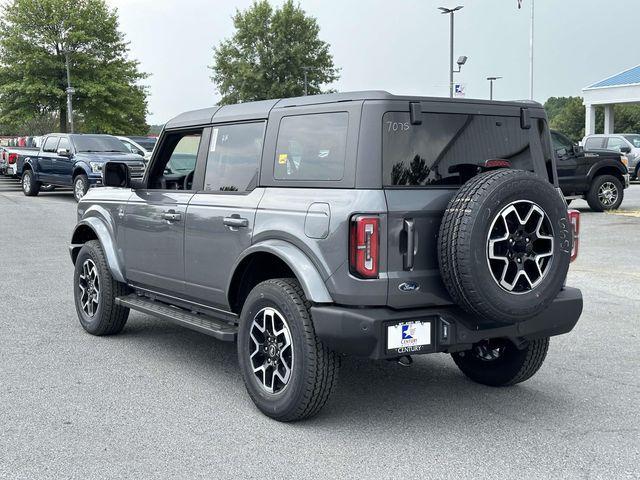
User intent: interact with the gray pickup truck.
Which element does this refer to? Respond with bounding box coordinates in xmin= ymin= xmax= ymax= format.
xmin=70 ymin=92 xmax=583 ymax=421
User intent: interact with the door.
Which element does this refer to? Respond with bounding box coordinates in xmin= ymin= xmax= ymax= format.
xmin=551 ymin=131 xmax=581 ymax=193
xmin=383 ymin=109 xmax=549 ymax=309
xmin=122 ymin=128 xmax=207 ymax=295
xmin=37 ymin=136 xmax=59 ymax=183
xmin=50 ymin=136 xmax=74 ymax=184
xmin=184 ymin=121 xmax=266 ymax=309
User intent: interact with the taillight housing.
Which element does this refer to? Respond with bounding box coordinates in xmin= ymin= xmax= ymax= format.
xmin=8 ymin=153 xmax=17 ymax=164
xmin=568 ymin=209 xmax=580 ymax=262
xmin=349 ymin=215 xmax=379 ymax=279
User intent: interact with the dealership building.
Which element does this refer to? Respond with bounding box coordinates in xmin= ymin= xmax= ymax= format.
xmin=582 ymin=65 xmax=640 ymax=135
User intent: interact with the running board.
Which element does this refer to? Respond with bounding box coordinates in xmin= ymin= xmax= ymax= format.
xmin=116 ymin=294 xmax=237 ymax=341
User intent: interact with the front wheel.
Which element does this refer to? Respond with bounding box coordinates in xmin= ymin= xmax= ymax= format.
xmin=73 ymin=174 xmax=89 ymax=202
xmin=586 ymin=175 xmax=623 ymax=211
xmin=74 ymin=240 xmax=130 ymax=335
xmin=237 ymin=278 xmax=339 ymax=422
xmin=452 ymin=337 xmax=549 ymax=386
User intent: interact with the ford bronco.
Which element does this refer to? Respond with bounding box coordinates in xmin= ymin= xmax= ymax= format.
xmin=70 ymin=92 xmax=583 ymax=421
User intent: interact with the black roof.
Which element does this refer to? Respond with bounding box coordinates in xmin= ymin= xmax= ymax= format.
xmin=164 ymin=91 xmax=543 ymax=129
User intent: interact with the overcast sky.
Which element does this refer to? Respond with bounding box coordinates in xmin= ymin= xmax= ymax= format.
xmin=107 ymin=0 xmax=640 ymax=125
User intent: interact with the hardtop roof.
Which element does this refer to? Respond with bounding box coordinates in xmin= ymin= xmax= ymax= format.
xmin=164 ymin=91 xmax=544 ymax=129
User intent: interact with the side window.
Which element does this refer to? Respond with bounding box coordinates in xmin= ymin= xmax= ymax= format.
xmin=274 ymin=112 xmax=348 ymax=181
xmin=147 ymin=130 xmax=203 ymax=190
xmin=204 ymin=122 xmax=264 ymax=192
xmin=584 ymin=137 xmax=603 ymax=149
xmin=42 ymin=137 xmax=59 ymax=153
xmin=57 ymin=137 xmax=70 ymax=152
xmin=551 ymin=132 xmax=572 ymax=151
xmin=606 ymin=137 xmax=627 ymax=151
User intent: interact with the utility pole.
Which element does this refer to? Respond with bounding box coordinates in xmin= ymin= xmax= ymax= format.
xmin=487 ymin=76 xmax=502 ymax=100
xmin=439 ymin=6 xmax=464 ymax=98
xmin=64 ymin=50 xmax=75 ymax=133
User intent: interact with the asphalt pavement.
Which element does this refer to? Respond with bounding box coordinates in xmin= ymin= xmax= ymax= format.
xmin=0 ymin=181 xmax=638 ymax=479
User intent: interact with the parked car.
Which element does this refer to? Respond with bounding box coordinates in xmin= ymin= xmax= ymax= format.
xmin=0 ymin=145 xmax=39 ymax=178
xmin=21 ymin=133 xmax=146 ymax=201
xmin=581 ymin=133 xmax=640 ymax=179
xmin=552 ymin=130 xmax=629 ymax=211
xmin=70 ymin=92 xmax=582 ymax=421
xmin=116 ymin=136 xmax=155 ymax=161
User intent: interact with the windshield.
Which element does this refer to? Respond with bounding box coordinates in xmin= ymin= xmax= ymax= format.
xmin=129 ymin=136 xmax=157 ymax=150
xmin=382 ymin=111 xmax=551 ymax=187
xmin=622 ymin=135 xmax=640 ymax=148
xmin=72 ymin=135 xmax=129 ymax=153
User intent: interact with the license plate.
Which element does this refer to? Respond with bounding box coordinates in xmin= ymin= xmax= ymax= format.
xmin=387 ymin=321 xmax=431 ymax=353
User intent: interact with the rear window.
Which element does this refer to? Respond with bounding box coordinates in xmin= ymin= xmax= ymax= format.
xmin=382 ymin=112 xmax=548 ymax=187
xmin=274 ymin=112 xmax=348 ymax=181
xmin=584 ymin=137 xmax=604 ymax=150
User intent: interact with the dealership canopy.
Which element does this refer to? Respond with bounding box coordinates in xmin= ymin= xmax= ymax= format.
xmin=583 ymin=64 xmax=640 ymax=135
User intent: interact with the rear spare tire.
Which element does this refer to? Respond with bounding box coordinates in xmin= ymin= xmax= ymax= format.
xmin=438 ymin=169 xmax=571 ymax=324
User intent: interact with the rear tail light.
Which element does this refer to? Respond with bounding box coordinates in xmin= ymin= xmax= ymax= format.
xmin=568 ymin=209 xmax=580 ymax=262
xmin=7 ymin=153 xmax=17 ymax=164
xmin=349 ymin=215 xmax=379 ymax=278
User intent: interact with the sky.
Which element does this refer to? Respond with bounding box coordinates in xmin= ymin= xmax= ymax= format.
xmin=107 ymin=0 xmax=640 ymax=125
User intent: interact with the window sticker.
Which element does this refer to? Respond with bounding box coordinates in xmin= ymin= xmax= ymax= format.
xmin=210 ymin=128 xmax=219 ymax=152
xmin=278 ymin=153 xmax=288 ymax=164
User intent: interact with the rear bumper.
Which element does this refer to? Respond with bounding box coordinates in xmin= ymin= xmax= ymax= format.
xmin=311 ymin=287 xmax=583 ymax=360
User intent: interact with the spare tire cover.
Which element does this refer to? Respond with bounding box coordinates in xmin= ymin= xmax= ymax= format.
xmin=438 ymin=169 xmax=572 ymax=324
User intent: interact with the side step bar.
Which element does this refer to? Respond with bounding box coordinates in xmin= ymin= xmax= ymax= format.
xmin=116 ymin=294 xmax=238 ymax=341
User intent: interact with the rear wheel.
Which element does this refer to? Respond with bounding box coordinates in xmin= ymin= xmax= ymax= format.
xmin=237 ymin=278 xmax=339 ymax=422
xmin=586 ymin=175 xmax=623 ymax=211
xmin=74 ymin=174 xmax=89 ymax=202
xmin=22 ymin=170 xmax=40 ymax=196
xmin=452 ymin=337 xmax=550 ymax=386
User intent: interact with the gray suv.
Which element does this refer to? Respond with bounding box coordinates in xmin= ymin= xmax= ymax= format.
xmin=70 ymin=92 xmax=583 ymax=421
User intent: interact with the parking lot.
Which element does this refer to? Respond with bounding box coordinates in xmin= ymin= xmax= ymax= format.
xmin=0 ymin=179 xmax=638 ymax=479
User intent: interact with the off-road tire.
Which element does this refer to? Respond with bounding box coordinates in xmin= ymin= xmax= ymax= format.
xmin=237 ymin=278 xmax=339 ymax=422
xmin=22 ymin=169 xmax=40 ymax=196
xmin=586 ymin=175 xmax=623 ymax=212
xmin=73 ymin=174 xmax=89 ymax=202
xmin=452 ymin=337 xmax=550 ymax=386
xmin=74 ymin=240 xmax=129 ymax=335
xmin=438 ymin=169 xmax=571 ymax=324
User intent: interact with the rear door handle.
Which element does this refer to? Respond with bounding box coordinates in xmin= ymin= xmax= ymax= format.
xmin=223 ymin=214 xmax=249 ymax=229
xmin=162 ymin=211 xmax=181 ymax=222
xmin=403 ymin=218 xmax=415 ymax=270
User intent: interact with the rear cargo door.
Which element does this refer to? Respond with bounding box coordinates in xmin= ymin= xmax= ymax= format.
xmin=383 ymin=106 xmax=551 ymax=309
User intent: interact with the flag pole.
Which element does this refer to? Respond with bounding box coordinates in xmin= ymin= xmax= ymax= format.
xmin=529 ymin=0 xmax=534 ymax=100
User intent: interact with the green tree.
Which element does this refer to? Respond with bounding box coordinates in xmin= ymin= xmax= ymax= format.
xmin=544 ymin=96 xmax=640 ymax=143
xmin=0 ymin=0 xmax=149 ymax=134
xmin=210 ymin=0 xmax=339 ymax=105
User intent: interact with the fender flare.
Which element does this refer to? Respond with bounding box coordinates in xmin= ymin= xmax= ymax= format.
xmin=586 ymin=160 xmax=625 ymax=182
xmin=69 ymin=214 xmax=125 ymax=283
xmin=228 ymin=239 xmax=333 ymax=304
xmin=72 ymin=161 xmax=91 ymax=177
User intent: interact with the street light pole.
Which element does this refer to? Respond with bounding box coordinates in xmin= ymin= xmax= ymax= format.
xmin=64 ymin=50 xmax=75 ymax=133
xmin=439 ymin=6 xmax=463 ymax=98
xmin=486 ymin=76 xmax=502 ymax=100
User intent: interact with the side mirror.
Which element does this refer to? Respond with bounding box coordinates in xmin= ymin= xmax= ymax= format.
xmin=556 ymin=148 xmax=568 ymax=157
xmin=620 ymin=145 xmax=631 ymax=154
xmin=102 ymin=161 xmax=131 ymax=188
xmin=572 ymin=145 xmax=584 ymax=155
xmin=57 ymin=148 xmax=71 ymax=157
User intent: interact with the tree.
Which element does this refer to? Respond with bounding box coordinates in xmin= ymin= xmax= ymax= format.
xmin=210 ymin=0 xmax=339 ymax=105
xmin=0 ymin=0 xmax=149 ymax=135
xmin=544 ymin=96 xmax=640 ymax=143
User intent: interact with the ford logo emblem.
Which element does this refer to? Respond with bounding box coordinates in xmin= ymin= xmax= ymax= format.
xmin=398 ymin=282 xmax=420 ymax=292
